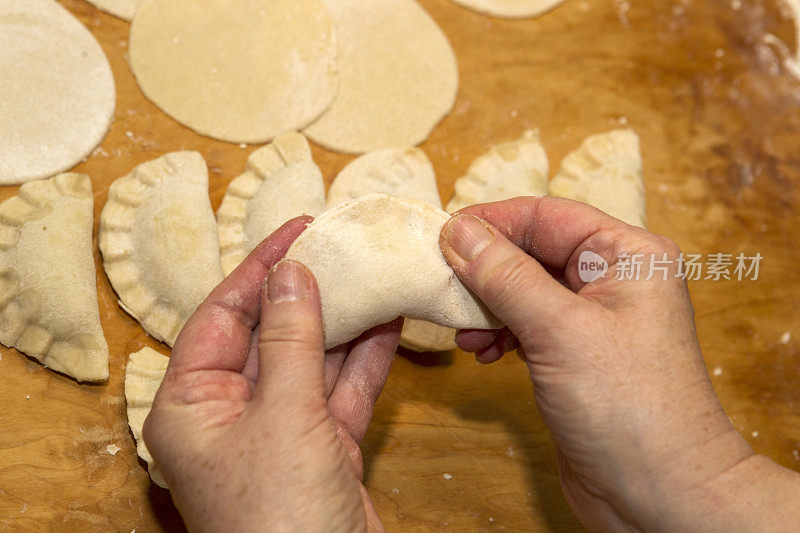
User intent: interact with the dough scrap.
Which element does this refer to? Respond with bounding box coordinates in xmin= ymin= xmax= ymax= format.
xmin=549 ymin=129 xmax=647 ymax=228
xmin=304 ymin=0 xmax=459 ymax=153
xmin=327 ymin=148 xmax=442 ymax=209
xmin=0 ymin=0 xmax=115 ymax=184
xmin=125 ymin=347 xmax=168 ymax=488
xmin=447 ymin=130 xmax=549 ymax=212
xmin=129 ymin=0 xmax=338 ymax=144
xmin=0 ymin=173 xmax=109 ymax=382
xmin=85 ymin=0 xmax=141 ymax=21
xmin=217 ymin=133 xmax=326 ymax=276
xmin=99 ymin=152 xmax=224 ymax=346
xmin=285 ymin=194 xmax=500 ymax=349
xmin=447 ymin=0 xmax=566 ymax=18
xmin=400 ymin=319 xmax=458 ymax=352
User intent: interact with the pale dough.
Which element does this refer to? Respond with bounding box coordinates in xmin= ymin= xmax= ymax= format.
xmin=217 ymin=133 xmax=326 ymax=276
xmin=549 ymin=129 xmax=647 ymax=228
xmin=447 ymin=130 xmax=549 ymax=212
xmin=304 ymin=0 xmax=459 ymax=154
xmin=85 ymin=0 xmax=141 ymax=21
xmin=400 ymin=319 xmax=458 ymax=352
xmin=406 ymin=131 xmax=549 ymax=352
xmin=0 ymin=0 xmax=115 ymax=184
xmin=125 ymin=347 xmax=168 ymax=489
xmin=327 ymin=148 xmax=442 ymax=209
xmin=99 ymin=152 xmax=224 ymax=346
xmin=447 ymin=0 xmax=566 ymax=18
xmin=285 ymin=194 xmax=500 ymax=349
xmin=0 ymin=174 xmax=109 ymax=382
xmin=129 ymin=0 xmax=338 ymax=144
xmin=409 ymin=130 xmax=548 ymax=352
xmin=326 ymin=148 xmax=455 ymax=352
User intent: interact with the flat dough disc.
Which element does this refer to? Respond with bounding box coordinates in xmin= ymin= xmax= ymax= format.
xmin=0 ymin=0 xmax=115 ymax=184
xmin=217 ymin=132 xmax=326 ymax=276
xmin=129 ymin=0 xmax=338 ymax=144
xmin=125 ymin=347 xmax=169 ymax=488
xmin=448 ymin=0 xmax=566 ymax=18
xmin=0 ymin=174 xmax=109 ymax=382
xmin=99 ymin=152 xmax=224 ymax=346
xmin=85 ymin=0 xmax=141 ymax=21
xmin=304 ymin=0 xmax=459 ymax=154
xmin=549 ymin=129 xmax=647 ymax=228
xmin=327 ymin=148 xmax=442 ymax=209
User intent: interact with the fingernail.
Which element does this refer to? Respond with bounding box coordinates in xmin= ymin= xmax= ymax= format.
xmin=445 ymin=214 xmax=493 ymax=262
xmin=268 ymin=261 xmax=309 ymax=303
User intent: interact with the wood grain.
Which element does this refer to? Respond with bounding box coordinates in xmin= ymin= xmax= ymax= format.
xmin=1 ymin=0 xmax=799 ymax=530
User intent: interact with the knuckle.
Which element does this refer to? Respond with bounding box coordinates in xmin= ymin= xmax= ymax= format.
xmin=260 ymin=320 xmax=319 ymax=348
xmin=656 ymin=236 xmax=682 ymax=259
xmin=480 ymin=251 xmax=538 ymax=305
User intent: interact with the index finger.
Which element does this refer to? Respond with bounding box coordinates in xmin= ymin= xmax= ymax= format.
xmin=168 ymin=216 xmax=313 ymax=375
xmin=455 ymin=196 xmax=626 ymax=270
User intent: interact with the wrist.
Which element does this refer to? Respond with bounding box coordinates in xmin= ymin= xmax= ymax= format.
xmin=657 ymin=453 xmax=800 ymax=532
xmin=634 ymin=428 xmax=753 ymax=532
xmin=603 ymin=410 xmax=755 ymax=531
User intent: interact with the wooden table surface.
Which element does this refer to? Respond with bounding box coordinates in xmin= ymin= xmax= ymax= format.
xmin=2 ymin=0 xmax=800 ymax=530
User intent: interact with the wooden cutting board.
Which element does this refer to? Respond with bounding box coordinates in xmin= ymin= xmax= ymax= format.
xmin=1 ymin=0 xmax=799 ymax=530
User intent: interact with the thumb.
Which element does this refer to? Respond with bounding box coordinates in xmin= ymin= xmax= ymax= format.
xmin=256 ymin=260 xmax=326 ymax=405
xmin=440 ymin=214 xmax=584 ymax=345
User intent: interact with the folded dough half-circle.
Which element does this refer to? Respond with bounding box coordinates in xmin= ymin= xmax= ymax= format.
xmin=0 ymin=173 xmax=109 ymax=381
xmin=548 ymin=129 xmax=647 ymax=228
xmin=447 ymin=129 xmax=549 ymax=212
xmin=285 ymin=194 xmax=500 ymax=349
xmin=327 ymin=147 xmax=442 ymax=209
xmin=99 ymin=152 xmax=223 ymax=346
xmin=217 ymin=133 xmax=326 ymax=276
xmin=125 ymin=346 xmax=168 ymax=488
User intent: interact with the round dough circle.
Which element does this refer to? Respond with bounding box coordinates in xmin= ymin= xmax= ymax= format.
xmin=0 ymin=0 xmax=116 ymax=185
xmin=85 ymin=0 xmax=141 ymax=21
xmin=447 ymin=0 xmax=566 ymax=18
xmin=129 ymin=0 xmax=338 ymax=144
xmin=304 ymin=0 xmax=459 ymax=154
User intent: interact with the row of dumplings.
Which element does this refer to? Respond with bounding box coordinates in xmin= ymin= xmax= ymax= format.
xmin=0 ymin=128 xmax=644 ymax=487
xmin=0 ymin=127 xmax=646 ymax=385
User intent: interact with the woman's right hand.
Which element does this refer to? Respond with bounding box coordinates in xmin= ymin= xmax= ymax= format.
xmin=439 ymin=196 xmax=800 ymax=532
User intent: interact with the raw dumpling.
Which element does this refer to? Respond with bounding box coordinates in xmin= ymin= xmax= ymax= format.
xmin=0 ymin=0 xmax=115 ymax=184
xmin=447 ymin=0 xmax=566 ymax=19
xmin=412 ymin=130 xmax=548 ymax=353
xmin=0 ymin=173 xmax=109 ymax=381
xmin=217 ymin=133 xmax=326 ymax=276
xmin=99 ymin=152 xmax=224 ymax=346
xmin=548 ymin=129 xmax=647 ymax=228
xmin=327 ymin=147 xmax=442 ymax=209
xmin=326 ymin=148 xmax=455 ymax=352
xmin=125 ymin=346 xmax=169 ymax=488
xmin=304 ymin=0 xmax=459 ymax=153
xmin=285 ymin=194 xmax=500 ymax=349
xmin=129 ymin=0 xmax=338 ymax=144
xmin=447 ymin=130 xmax=549 ymax=212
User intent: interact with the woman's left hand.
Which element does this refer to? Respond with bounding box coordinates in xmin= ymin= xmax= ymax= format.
xmin=143 ymin=216 xmax=401 ymax=532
